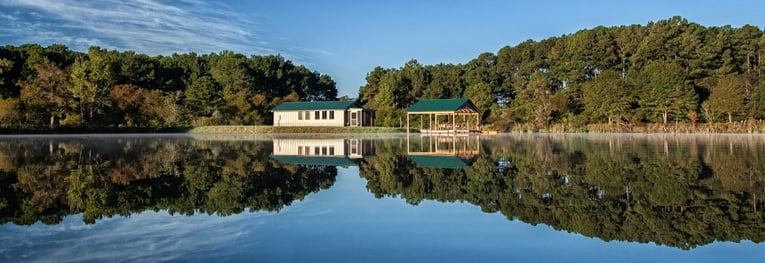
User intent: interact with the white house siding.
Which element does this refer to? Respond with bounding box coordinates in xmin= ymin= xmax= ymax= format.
xmin=273 ymin=138 xmax=348 ymax=156
xmin=273 ymin=109 xmax=346 ymax=127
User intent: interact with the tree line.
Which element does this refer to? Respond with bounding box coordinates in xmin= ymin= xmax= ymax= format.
xmin=359 ymin=16 xmax=765 ymax=131
xmin=0 ymin=44 xmax=338 ymax=130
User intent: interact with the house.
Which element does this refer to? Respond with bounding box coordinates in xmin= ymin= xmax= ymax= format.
xmin=406 ymin=98 xmax=481 ymax=133
xmin=270 ymin=101 xmax=374 ymax=127
xmin=270 ymin=138 xmax=375 ymax=167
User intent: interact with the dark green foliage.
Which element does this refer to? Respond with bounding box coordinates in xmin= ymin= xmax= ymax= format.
xmin=635 ymin=61 xmax=697 ymax=124
xmin=582 ymin=70 xmax=632 ymax=124
xmin=0 ymin=45 xmax=337 ymax=129
xmin=703 ymin=75 xmax=749 ymax=122
xmin=359 ymin=17 xmax=765 ymax=128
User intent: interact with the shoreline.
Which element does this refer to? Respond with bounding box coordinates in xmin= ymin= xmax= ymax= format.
xmin=3 ymin=123 xmax=765 ymax=135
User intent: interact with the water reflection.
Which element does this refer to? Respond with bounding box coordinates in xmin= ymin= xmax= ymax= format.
xmin=2 ymin=134 xmax=765 ymax=250
xmin=0 ymin=135 xmax=336 ymax=225
xmin=406 ymin=135 xmax=480 ymax=168
xmin=270 ymin=137 xmax=375 ymax=167
xmin=359 ymin=134 xmax=765 ymax=249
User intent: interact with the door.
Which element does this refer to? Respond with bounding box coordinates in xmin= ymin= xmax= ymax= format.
xmin=351 ymin=111 xmax=358 ymax=126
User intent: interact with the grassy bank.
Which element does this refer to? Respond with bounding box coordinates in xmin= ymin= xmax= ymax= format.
xmin=509 ymin=122 xmax=765 ymax=134
xmin=185 ymin=126 xmax=273 ymax=134
xmin=186 ymin=126 xmax=412 ymax=134
xmin=9 ymin=122 xmax=765 ymax=135
xmin=0 ymin=127 xmax=193 ymax=134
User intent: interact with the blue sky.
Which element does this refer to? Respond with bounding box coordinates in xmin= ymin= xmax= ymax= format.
xmin=1 ymin=0 xmax=764 ymax=97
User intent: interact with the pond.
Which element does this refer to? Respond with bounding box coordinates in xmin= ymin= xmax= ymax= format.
xmin=1 ymin=133 xmax=765 ymax=262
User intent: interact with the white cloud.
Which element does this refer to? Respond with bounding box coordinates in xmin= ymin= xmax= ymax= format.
xmin=0 ymin=0 xmax=278 ymax=56
xmin=0 ymin=210 xmax=273 ymax=262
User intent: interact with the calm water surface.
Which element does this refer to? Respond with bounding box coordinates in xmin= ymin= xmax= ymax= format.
xmin=1 ymin=133 xmax=765 ymax=262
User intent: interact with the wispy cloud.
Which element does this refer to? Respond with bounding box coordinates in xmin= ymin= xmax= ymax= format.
xmin=0 ymin=0 xmax=279 ymax=56
xmin=0 ymin=210 xmax=274 ymax=262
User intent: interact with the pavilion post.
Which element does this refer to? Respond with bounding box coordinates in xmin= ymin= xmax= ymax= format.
xmin=477 ymin=113 xmax=480 ymax=131
xmin=435 ymin=114 xmax=439 ymax=133
xmin=406 ymin=113 xmax=410 ymax=135
xmin=429 ymin=113 xmax=432 ymax=133
xmin=463 ymin=114 xmax=467 ymax=131
xmin=452 ymin=113 xmax=456 ymax=134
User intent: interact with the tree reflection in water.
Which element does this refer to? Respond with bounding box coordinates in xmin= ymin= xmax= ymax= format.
xmin=2 ymin=134 xmax=765 ymax=250
xmin=360 ymin=134 xmax=765 ymax=250
xmin=0 ymin=135 xmax=337 ymax=225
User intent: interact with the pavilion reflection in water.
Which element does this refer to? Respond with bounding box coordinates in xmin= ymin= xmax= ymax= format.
xmin=406 ymin=134 xmax=481 ymax=169
xmin=270 ymin=137 xmax=375 ymax=167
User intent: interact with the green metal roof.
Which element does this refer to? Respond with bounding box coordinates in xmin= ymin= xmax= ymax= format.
xmin=406 ymin=98 xmax=478 ymax=112
xmin=271 ymin=101 xmax=361 ymax=111
xmin=270 ymin=155 xmax=359 ymax=167
xmin=407 ymin=155 xmax=472 ymax=169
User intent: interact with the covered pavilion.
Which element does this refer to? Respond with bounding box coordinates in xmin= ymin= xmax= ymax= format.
xmin=405 ymin=98 xmax=481 ymax=134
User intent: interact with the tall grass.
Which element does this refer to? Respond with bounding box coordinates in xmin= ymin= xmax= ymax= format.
xmin=510 ymin=121 xmax=765 ymax=134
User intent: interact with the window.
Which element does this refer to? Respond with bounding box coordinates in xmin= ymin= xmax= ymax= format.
xmin=351 ymin=140 xmax=358 ymax=154
xmin=315 ymin=111 xmax=320 ymax=120
xmin=329 ymin=147 xmax=335 ymax=155
xmin=321 ymin=147 xmax=327 ymax=155
xmin=305 ymin=146 xmax=310 ymax=155
xmin=329 ymin=111 xmax=334 ymax=120
xmin=314 ymin=147 xmax=320 ymax=155
xmin=322 ymin=111 xmax=327 ymax=119
xmin=305 ymin=111 xmax=310 ymax=120
xmin=298 ymin=111 xmax=303 ymax=120
xmin=298 ymin=146 xmax=303 ymax=155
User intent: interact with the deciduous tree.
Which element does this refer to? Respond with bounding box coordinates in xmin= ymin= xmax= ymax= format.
xmin=702 ymin=75 xmax=748 ymax=123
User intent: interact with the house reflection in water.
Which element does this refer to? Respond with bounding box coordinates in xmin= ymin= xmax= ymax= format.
xmin=271 ymin=137 xmax=375 ymax=167
xmin=406 ymin=135 xmax=480 ymax=169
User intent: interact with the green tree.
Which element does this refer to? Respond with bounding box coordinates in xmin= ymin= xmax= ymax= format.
xmin=209 ymin=51 xmax=253 ymax=97
xmin=422 ymin=64 xmax=463 ymax=99
xmin=117 ymin=51 xmax=159 ymax=89
xmin=0 ymin=58 xmax=12 ymax=95
xmin=209 ymin=51 xmax=255 ymax=124
xmin=374 ymin=71 xmax=404 ymax=127
xmin=69 ymin=47 xmax=119 ymax=126
xmin=702 ymin=75 xmax=748 ymax=123
xmin=513 ymin=72 xmax=553 ymax=126
xmin=184 ymin=75 xmax=223 ymax=118
xmin=308 ymin=73 xmax=337 ymax=101
xmin=401 ymin=59 xmax=428 ymax=100
xmin=750 ymin=82 xmax=765 ymax=119
xmin=463 ymin=82 xmax=494 ymax=120
xmin=582 ymin=70 xmax=633 ymax=124
xmin=358 ymin=66 xmax=388 ymax=106
xmin=636 ymin=61 xmax=697 ymax=124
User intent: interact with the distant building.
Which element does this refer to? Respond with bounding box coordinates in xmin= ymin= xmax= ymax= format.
xmin=270 ymin=101 xmax=374 ymax=127
xmin=406 ymin=98 xmax=481 ymax=133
